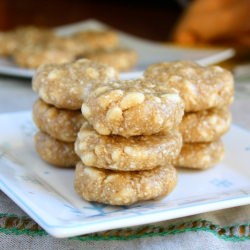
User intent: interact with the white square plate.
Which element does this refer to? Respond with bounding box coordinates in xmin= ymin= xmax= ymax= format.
xmin=0 ymin=111 xmax=250 ymax=238
xmin=0 ymin=19 xmax=234 ymax=78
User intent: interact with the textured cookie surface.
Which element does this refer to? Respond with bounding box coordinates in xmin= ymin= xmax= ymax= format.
xmin=33 ymin=99 xmax=87 ymax=142
xmin=34 ymin=131 xmax=79 ymax=167
xmin=73 ymin=30 xmax=119 ymax=51
xmin=173 ymin=140 xmax=224 ymax=169
xmin=14 ymin=44 xmax=75 ymax=69
xmin=74 ymin=162 xmax=177 ymax=205
xmin=75 ymin=124 xmax=182 ymax=171
xmin=82 ymin=79 xmax=184 ymax=137
xmin=32 ymin=59 xmax=119 ymax=110
xmin=86 ymin=48 xmax=138 ymax=71
xmin=144 ymin=61 xmax=234 ymax=112
xmin=0 ymin=26 xmax=54 ymax=56
xmin=179 ymin=107 xmax=231 ymax=143
xmin=0 ymin=32 xmax=18 ymax=56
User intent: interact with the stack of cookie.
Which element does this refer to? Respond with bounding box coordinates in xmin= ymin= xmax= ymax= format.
xmin=74 ymin=79 xmax=185 ymax=205
xmin=32 ymin=99 xmax=84 ymax=167
xmin=32 ymin=59 xmax=119 ymax=167
xmin=144 ymin=61 xmax=234 ymax=169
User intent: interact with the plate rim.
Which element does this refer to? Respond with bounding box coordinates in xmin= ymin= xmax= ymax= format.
xmin=0 ymin=176 xmax=250 ymax=238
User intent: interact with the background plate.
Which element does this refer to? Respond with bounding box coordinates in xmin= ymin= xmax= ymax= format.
xmin=0 ymin=19 xmax=234 ymax=78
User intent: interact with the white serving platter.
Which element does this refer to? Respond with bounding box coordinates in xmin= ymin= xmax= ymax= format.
xmin=0 ymin=111 xmax=249 ymax=238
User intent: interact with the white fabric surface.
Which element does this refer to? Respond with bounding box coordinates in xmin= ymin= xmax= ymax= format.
xmin=0 ymin=231 xmax=249 ymax=250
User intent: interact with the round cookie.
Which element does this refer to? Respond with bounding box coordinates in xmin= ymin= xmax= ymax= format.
xmin=32 ymin=59 xmax=119 ymax=110
xmin=85 ymin=48 xmax=138 ymax=71
xmin=33 ymin=99 xmax=87 ymax=142
xmin=13 ymin=26 xmax=54 ymax=45
xmin=14 ymin=44 xmax=75 ymax=69
xmin=0 ymin=26 xmax=54 ymax=56
xmin=0 ymin=32 xmax=17 ymax=56
xmin=73 ymin=30 xmax=119 ymax=51
xmin=82 ymin=79 xmax=184 ymax=137
xmin=144 ymin=61 xmax=234 ymax=112
xmin=75 ymin=124 xmax=182 ymax=171
xmin=179 ymin=107 xmax=231 ymax=143
xmin=13 ymin=35 xmax=89 ymax=68
xmin=74 ymin=162 xmax=177 ymax=205
xmin=42 ymin=35 xmax=89 ymax=57
xmin=173 ymin=140 xmax=224 ymax=169
xmin=34 ymin=131 xmax=79 ymax=167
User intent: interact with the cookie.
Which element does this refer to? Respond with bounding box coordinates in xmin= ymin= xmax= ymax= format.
xmin=48 ymin=36 xmax=88 ymax=57
xmin=13 ymin=26 xmax=54 ymax=45
xmin=0 ymin=26 xmax=54 ymax=56
xmin=0 ymin=32 xmax=18 ymax=56
xmin=173 ymin=140 xmax=224 ymax=169
xmin=33 ymin=99 xmax=87 ymax=142
xmin=13 ymin=44 xmax=75 ymax=69
xmin=34 ymin=131 xmax=79 ymax=167
xmin=73 ymin=30 xmax=119 ymax=51
xmin=74 ymin=162 xmax=177 ymax=205
xmin=32 ymin=59 xmax=119 ymax=110
xmin=13 ymin=34 xmax=91 ymax=68
xmin=179 ymin=107 xmax=231 ymax=143
xmin=85 ymin=48 xmax=138 ymax=71
xmin=144 ymin=61 xmax=234 ymax=112
xmin=82 ymin=79 xmax=184 ymax=137
xmin=75 ymin=124 xmax=182 ymax=171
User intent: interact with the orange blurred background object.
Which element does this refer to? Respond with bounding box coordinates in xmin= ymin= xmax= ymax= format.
xmin=173 ymin=0 xmax=250 ymax=48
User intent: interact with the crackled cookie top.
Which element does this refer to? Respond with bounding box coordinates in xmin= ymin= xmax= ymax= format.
xmin=74 ymin=162 xmax=177 ymax=205
xmin=144 ymin=61 xmax=234 ymax=112
xmin=32 ymin=59 xmax=119 ymax=110
xmin=82 ymin=79 xmax=184 ymax=137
